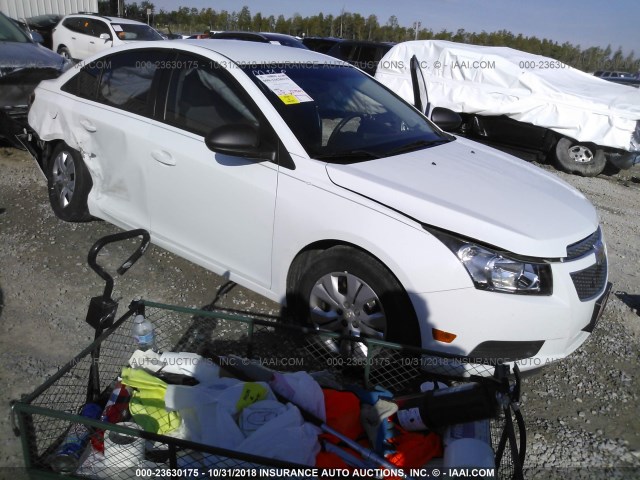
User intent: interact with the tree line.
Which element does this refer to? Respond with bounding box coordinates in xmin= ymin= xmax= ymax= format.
xmin=110 ymin=2 xmax=639 ymax=74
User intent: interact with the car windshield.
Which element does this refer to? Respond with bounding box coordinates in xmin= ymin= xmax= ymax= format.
xmin=111 ymin=23 xmax=163 ymax=41
xmin=0 ymin=13 xmax=31 ymax=43
xmin=242 ymin=63 xmax=449 ymax=162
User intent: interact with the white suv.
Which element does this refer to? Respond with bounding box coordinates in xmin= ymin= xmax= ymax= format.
xmin=52 ymin=14 xmax=163 ymax=61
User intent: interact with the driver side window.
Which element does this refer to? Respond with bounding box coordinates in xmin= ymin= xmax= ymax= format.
xmin=164 ymin=55 xmax=259 ymax=137
xmin=89 ymin=19 xmax=110 ymax=39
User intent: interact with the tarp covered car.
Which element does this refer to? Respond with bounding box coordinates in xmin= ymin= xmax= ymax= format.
xmin=375 ymin=40 xmax=640 ymax=176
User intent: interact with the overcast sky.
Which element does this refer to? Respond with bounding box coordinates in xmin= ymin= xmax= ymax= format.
xmin=151 ymin=0 xmax=640 ymax=55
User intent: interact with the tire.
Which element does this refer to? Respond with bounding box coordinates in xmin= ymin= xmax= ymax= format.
xmin=291 ymin=246 xmax=420 ymax=357
xmin=57 ymin=46 xmax=72 ymax=60
xmin=47 ymin=143 xmax=93 ymax=222
xmin=554 ymin=137 xmax=606 ymax=177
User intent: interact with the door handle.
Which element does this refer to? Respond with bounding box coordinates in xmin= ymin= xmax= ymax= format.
xmin=80 ymin=119 xmax=97 ymax=132
xmin=151 ymin=150 xmax=176 ymax=166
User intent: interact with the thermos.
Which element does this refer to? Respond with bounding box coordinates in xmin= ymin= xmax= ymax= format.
xmin=395 ymin=382 xmax=499 ymax=431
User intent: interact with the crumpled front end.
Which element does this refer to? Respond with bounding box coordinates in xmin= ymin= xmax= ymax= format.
xmin=0 ymin=67 xmax=64 ymax=147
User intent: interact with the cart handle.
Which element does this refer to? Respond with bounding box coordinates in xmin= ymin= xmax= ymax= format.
xmin=87 ymin=229 xmax=151 ymax=300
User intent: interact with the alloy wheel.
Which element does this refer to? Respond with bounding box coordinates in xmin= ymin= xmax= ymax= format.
xmin=51 ymin=150 xmax=76 ymax=209
xmin=308 ymin=271 xmax=387 ymax=357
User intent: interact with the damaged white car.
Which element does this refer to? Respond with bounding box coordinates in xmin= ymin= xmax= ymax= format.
xmin=376 ymin=40 xmax=640 ymax=177
xmin=27 ymin=41 xmax=610 ymax=373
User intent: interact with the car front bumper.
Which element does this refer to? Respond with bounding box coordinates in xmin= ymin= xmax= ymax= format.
xmin=409 ymin=246 xmax=610 ymax=374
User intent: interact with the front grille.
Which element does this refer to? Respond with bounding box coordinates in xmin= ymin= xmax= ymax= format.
xmin=571 ymin=261 xmax=608 ymax=301
xmin=566 ymin=227 xmax=608 ymax=301
xmin=567 ymin=228 xmax=601 ymax=259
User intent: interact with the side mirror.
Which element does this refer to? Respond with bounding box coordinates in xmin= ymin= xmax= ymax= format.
xmin=30 ymin=31 xmax=44 ymax=44
xmin=99 ymin=33 xmax=111 ymax=41
xmin=431 ymin=107 xmax=462 ymax=132
xmin=205 ymin=124 xmax=276 ymax=162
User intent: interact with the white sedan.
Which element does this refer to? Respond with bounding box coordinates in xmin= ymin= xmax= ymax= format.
xmin=27 ymin=40 xmax=610 ymax=372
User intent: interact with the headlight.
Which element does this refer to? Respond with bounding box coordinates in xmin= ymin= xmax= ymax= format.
xmin=430 ymin=229 xmax=552 ymax=295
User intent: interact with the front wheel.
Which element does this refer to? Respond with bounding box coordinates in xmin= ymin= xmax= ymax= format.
xmin=57 ymin=46 xmax=72 ymax=60
xmin=47 ymin=142 xmax=93 ymax=222
xmin=554 ymin=137 xmax=606 ymax=177
xmin=291 ymin=246 xmax=420 ymax=358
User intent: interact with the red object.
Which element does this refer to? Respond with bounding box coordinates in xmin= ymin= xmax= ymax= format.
xmin=315 ymin=388 xmax=443 ymax=474
xmin=321 ymin=389 xmax=365 ymax=443
xmin=102 ymin=382 xmax=131 ymax=423
xmin=386 ymin=428 xmax=443 ymax=469
xmin=89 ymin=382 xmax=132 ymax=452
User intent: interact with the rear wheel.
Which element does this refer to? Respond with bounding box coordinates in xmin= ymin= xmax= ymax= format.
xmin=47 ymin=143 xmax=93 ymax=222
xmin=291 ymin=246 xmax=420 ymax=358
xmin=554 ymin=137 xmax=606 ymax=177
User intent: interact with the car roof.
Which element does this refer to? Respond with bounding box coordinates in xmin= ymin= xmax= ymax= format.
xmin=258 ymin=32 xmax=301 ymax=41
xmin=211 ymin=31 xmax=270 ymax=42
xmin=64 ymin=14 xmax=146 ymax=25
xmin=211 ymin=31 xmax=306 ymax=47
xmin=83 ymin=39 xmax=344 ymax=66
xmin=335 ymin=39 xmax=395 ymax=47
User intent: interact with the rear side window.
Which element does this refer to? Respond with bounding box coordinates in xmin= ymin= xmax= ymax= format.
xmin=61 ymin=62 xmax=102 ymax=99
xmin=96 ymin=50 xmax=166 ymax=116
xmin=62 ymin=18 xmax=84 ymax=34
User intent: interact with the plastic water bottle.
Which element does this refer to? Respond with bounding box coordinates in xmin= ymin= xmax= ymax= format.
xmin=50 ymin=403 xmax=103 ymax=473
xmin=132 ymin=314 xmax=155 ymax=351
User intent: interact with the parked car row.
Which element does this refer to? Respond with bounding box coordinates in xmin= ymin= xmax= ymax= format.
xmin=3 ymin=11 xmax=638 ymax=179
xmin=593 ymin=70 xmax=640 ymax=88
xmin=25 ymin=40 xmax=610 ymax=374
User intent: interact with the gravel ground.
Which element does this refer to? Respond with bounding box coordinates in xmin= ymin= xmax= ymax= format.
xmin=0 ymin=146 xmax=639 ymax=479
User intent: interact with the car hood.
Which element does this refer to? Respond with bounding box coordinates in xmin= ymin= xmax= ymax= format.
xmin=325 ymin=138 xmax=599 ymax=258
xmin=0 ymin=42 xmax=66 ymax=107
xmin=0 ymin=41 xmax=65 ymax=71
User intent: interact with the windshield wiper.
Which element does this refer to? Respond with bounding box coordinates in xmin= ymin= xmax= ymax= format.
xmin=313 ymin=149 xmax=381 ymax=162
xmin=386 ymin=138 xmax=450 ymax=156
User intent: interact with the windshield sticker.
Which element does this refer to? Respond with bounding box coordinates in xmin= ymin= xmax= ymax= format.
xmin=112 ymin=24 xmax=123 ymax=32
xmin=255 ymin=73 xmax=313 ymax=105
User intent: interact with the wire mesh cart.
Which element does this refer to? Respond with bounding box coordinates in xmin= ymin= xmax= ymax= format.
xmin=11 ymin=230 xmax=526 ymax=479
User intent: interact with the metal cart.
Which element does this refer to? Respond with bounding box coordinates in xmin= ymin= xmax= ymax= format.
xmin=11 ymin=230 xmax=525 ymax=479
